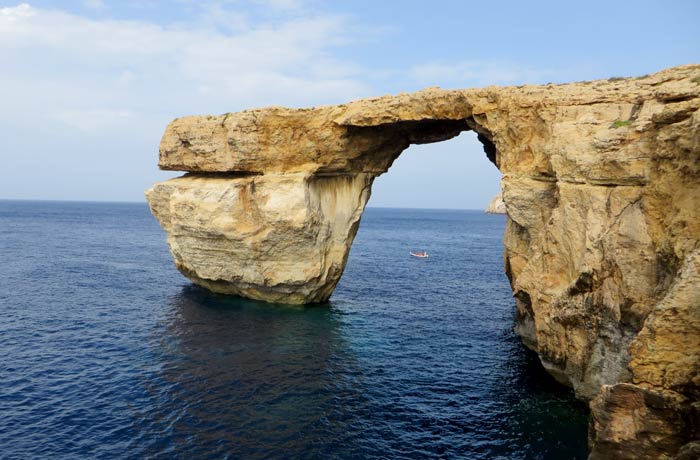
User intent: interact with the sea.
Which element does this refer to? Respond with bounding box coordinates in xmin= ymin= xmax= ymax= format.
xmin=0 ymin=201 xmax=589 ymax=459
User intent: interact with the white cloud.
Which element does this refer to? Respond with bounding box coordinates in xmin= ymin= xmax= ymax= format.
xmin=0 ymin=2 xmax=33 ymax=20
xmin=409 ymin=60 xmax=555 ymax=88
xmin=0 ymin=2 xmax=369 ymax=132
xmin=0 ymin=2 xmax=370 ymax=201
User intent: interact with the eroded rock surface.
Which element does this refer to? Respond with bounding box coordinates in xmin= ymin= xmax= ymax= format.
xmin=147 ymin=65 xmax=700 ymax=458
xmin=147 ymin=173 xmax=372 ymax=303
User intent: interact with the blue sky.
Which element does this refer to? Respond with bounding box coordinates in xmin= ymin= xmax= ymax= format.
xmin=1 ymin=1 xmax=698 ymax=208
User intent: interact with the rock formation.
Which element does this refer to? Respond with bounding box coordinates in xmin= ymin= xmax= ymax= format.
xmin=147 ymin=65 xmax=700 ymax=458
xmin=485 ymin=192 xmax=506 ymax=214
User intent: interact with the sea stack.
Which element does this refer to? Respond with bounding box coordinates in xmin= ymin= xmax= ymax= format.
xmin=485 ymin=193 xmax=506 ymax=214
xmin=147 ymin=65 xmax=700 ymax=458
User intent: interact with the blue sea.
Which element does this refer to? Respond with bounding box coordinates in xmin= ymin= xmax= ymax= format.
xmin=0 ymin=201 xmax=588 ymax=459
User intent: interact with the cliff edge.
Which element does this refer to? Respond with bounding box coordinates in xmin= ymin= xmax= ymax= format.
xmin=147 ymin=65 xmax=700 ymax=458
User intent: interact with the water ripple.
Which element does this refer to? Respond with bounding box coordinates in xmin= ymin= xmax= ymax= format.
xmin=0 ymin=202 xmax=588 ymax=459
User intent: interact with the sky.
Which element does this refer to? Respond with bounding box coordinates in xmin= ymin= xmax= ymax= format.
xmin=0 ymin=1 xmax=698 ymax=209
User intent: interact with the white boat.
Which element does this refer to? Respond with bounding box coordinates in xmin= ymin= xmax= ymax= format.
xmin=410 ymin=251 xmax=429 ymax=258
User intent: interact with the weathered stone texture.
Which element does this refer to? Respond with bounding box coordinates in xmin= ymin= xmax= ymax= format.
xmin=147 ymin=65 xmax=700 ymax=458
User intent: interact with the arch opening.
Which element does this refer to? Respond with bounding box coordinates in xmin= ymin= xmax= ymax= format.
xmin=366 ymin=129 xmax=501 ymax=210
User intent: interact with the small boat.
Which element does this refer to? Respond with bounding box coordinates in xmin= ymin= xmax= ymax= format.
xmin=410 ymin=251 xmax=429 ymax=258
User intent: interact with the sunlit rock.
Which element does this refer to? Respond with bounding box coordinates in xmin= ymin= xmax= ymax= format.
xmin=147 ymin=65 xmax=700 ymax=458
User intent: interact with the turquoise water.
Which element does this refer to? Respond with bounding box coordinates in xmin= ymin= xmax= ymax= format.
xmin=0 ymin=201 xmax=588 ymax=459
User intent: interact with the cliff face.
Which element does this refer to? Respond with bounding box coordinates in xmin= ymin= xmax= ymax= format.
xmin=146 ymin=65 xmax=700 ymax=458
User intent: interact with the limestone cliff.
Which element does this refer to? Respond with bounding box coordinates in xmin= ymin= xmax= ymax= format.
xmin=147 ymin=65 xmax=700 ymax=458
xmin=485 ymin=193 xmax=506 ymax=214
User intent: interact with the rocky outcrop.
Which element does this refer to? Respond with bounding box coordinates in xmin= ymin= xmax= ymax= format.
xmin=147 ymin=65 xmax=700 ymax=458
xmin=485 ymin=193 xmax=506 ymax=214
xmin=147 ymin=173 xmax=372 ymax=303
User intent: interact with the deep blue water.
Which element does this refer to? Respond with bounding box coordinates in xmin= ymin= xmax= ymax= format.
xmin=0 ymin=201 xmax=588 ymax=459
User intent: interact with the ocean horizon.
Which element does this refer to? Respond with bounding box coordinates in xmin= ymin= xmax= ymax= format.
xmin=0 ymin=198 xmax=493 ymax=212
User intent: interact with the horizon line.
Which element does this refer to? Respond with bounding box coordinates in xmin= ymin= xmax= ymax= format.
xmin=0 ymin=198 xmax=489 ymax=212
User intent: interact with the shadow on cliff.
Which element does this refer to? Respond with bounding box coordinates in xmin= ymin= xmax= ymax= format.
xmin=169 ymin=283 xmax=334 ymax=311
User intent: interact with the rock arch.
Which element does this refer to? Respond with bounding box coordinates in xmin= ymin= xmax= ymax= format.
xmin=147 ymin=65 xmax=700 ymax=459
xmin=147 ymin=91 xmax=505 ymax=305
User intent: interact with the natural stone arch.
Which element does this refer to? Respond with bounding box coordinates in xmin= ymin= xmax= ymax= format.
xmin=148 ymin=93 xmax=504 ymax=305
xmin=147 ymin=65 xmax=700 ymax=459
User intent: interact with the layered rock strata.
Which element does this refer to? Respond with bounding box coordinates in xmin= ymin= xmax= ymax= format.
xmin=147 ymin=65 xmax=700 ymax=458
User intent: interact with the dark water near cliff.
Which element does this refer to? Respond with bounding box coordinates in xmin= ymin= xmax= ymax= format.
xmin=0 ymin=201 xmax=588 ymax=459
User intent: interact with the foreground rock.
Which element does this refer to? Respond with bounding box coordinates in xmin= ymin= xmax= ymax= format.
xmin=147 ymin=65 xmax=700 ymax=458
xmin=485 ymin=193 xmax=506 ymax=214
